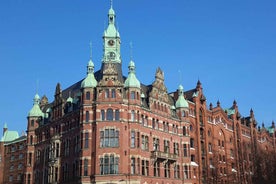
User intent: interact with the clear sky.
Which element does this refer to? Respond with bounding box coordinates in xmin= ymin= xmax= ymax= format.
xmin=0 ymin=0 xmax=276 ymax=134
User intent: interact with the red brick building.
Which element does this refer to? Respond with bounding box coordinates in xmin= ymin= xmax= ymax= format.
xmin=1 ymin=3 xmax=275 ymax=184
xmin=0 ymin=124 xmax=26 ymax=184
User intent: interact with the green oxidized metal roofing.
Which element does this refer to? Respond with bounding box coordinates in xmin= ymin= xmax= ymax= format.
xmin=81 ymin=59 xmax=98 ymax=88
xmin=28 ymin=93 xmax=44 ymax=117
xmin=1 ymin=130 xmax=19 ymax=142
xmin=225 ymin=108 xmax=236 ymax=116
xmin=104 ymin=4 xmax=120 ymax=37
xmin=124 ymin=60 xmax=140 ymax=88
xmin=176 ymin=85 xmax=189 ymax=109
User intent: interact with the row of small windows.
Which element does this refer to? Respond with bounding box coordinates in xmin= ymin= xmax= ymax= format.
xmin=130 ymin=157 xmax=192 ymax=179
xmin=130 ymin=130 xmax=191 ymax=157
xmin=10 ymin=153 xmax=24 ymax=163
xmin=84 ymin=90 xmax=140 ymax=100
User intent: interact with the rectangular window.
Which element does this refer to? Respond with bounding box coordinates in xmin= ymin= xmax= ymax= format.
xmin=164 ymin=162 xmax=170 ymax=178
xmin=101 ymin=110 xmax=105 ymax=121
xmin=131 ymin=158 xmax=135 ymax=174
xmin=154 ymin=161 xmax=160 ymax=177
xmin=115 ymin=110 xmax=120 ymax=121
xmin=142 ymin=135 xmax=149 ymax=150
xmin=28 ymin=153 xmax=32 ymax=165
xmin=85 ymin=132 xmax=89 ymax=148
xmin=183 ymin=144 xmax=188 ymax=157
xmin=164 ymin=140 xmax=170 ymax=153
xmin=184 ymin=165 xmax=190 ymax=179
xmin=85 ymin=111 xmax=89 ymax=122
xmin=131 ymin=131 xmax=135 ymax=148
xmin=100 ymin=129 xmax=119 ymax=147
xmin=136 ymin=132 xmax=140 ymax=148
xmin=131 ymin=110 xmax=135 ymax=121
xmin=105 ymin=89 xmax=109 ymax=98
xmin=208 ymin=143 xmax=212 ymax=152
xmin=174 ymin=164 xmax=180 ymax=178
xmin=131 ymin=91 xmax=135 ymax=99
xmin=142 ymin=160 xmax=145 ymax=176
xmin=100 ymin=155 xmax=119 ymax=175
xmin=190 ymin=138 xmax=194 ymax=148
xmin=56 ymin=143 xmax=60 ymax=157
xmin=111 ymin=89 xmax=116 ymax=98
xmin=137 ymin=158 xmax=140 ymax=174
xmin=173 ymin=142 xmax=179 ymax=155
xmin=191 ymin=154 xmax=195 ymax=162
xmin=86 ymin=91 xmax=90 ymax=100
xmin=153 ymin=138 xmax=160 ymax=151
xmin=84 ymin=159 xmax=88 ymax=176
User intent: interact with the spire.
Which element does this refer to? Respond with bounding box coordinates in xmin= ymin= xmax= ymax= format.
xmin=89 ymin=41 xmax=93 ymax=61
xmin=28 ymin=93 xmax=44 ymax=117
xmin=175 ymin=85 xmax=189 ymax=109
xmin=81 ymin=43 xmax=98 ymax=88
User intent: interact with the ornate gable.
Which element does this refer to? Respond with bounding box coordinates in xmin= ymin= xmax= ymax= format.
xmin=149 ymin=67 xmax=169 ymax=103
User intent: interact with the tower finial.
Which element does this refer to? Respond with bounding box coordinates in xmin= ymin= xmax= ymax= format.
xmin=178 ymin=70 xmax=183 ymax=85
xmin=89 ymin=41 xmax=92 ymax=60
xmin=110 ymin=0 xmax=113 ymax=8
xmin=36 ymin=79 xmax=39 ymax=94
xmin=130 ymin=42 xmax=133 ymax=60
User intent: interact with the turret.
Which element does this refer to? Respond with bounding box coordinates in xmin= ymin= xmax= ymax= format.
xmin=28 ymin=93 xmax=44 ymax=118
xmin=175 ymin=84 xmax=189 ymax=118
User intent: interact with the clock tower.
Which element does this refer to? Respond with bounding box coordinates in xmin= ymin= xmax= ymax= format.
xmin=102 ymin=3 xmax=121 ymax=64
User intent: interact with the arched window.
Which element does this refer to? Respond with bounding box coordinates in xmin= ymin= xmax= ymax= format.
xmin=107 ymin=109 xmax=113 ymax=121
xmin=31 ymin=120 xmax=34 ymax=127
xmin=86 ymin=91 xmax=90 ymax=100
xmin=85 ymin=111 xmax=89 ymax=122
xmin=115 ymin=110 xmax=120 ymax=121
xmin=101 ymin=110 xmax=105 ymax=121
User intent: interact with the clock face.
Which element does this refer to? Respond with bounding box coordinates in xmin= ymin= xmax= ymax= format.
xmin=108 ymin=39 xmax=115 ymax=46
xmin=107 ymin=52 xmax=116 ymax=60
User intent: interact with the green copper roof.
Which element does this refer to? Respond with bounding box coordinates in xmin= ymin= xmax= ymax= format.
xmin=1 ymin=130 xmax=19 ymax=142
xmin=104 ymin=4 xmax=120 ymax=37
xmin=28 ymin=93 xmax=44 ymax=117
xmin=225 ymin=108 xmax=236 ymax=116
xmin=124 ymin=60 xmax=140 ymax=88
xmin=81 ymin=59 xmax=98 ymax=88
xmin=66 ymin=96 xmax=73 ymax=103
xmin=175 ymin=85 xmax=189 ymax=109
xmin=267 ymin=126 xmax=274 ymax=134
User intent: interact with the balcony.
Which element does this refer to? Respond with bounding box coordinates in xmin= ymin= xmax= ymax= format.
xmin=151 ymin=150 xmax=178 ymax=163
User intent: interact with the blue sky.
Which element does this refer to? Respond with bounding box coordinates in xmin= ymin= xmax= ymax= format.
xmin=0 ymin=0 xmax=276 ymax=133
